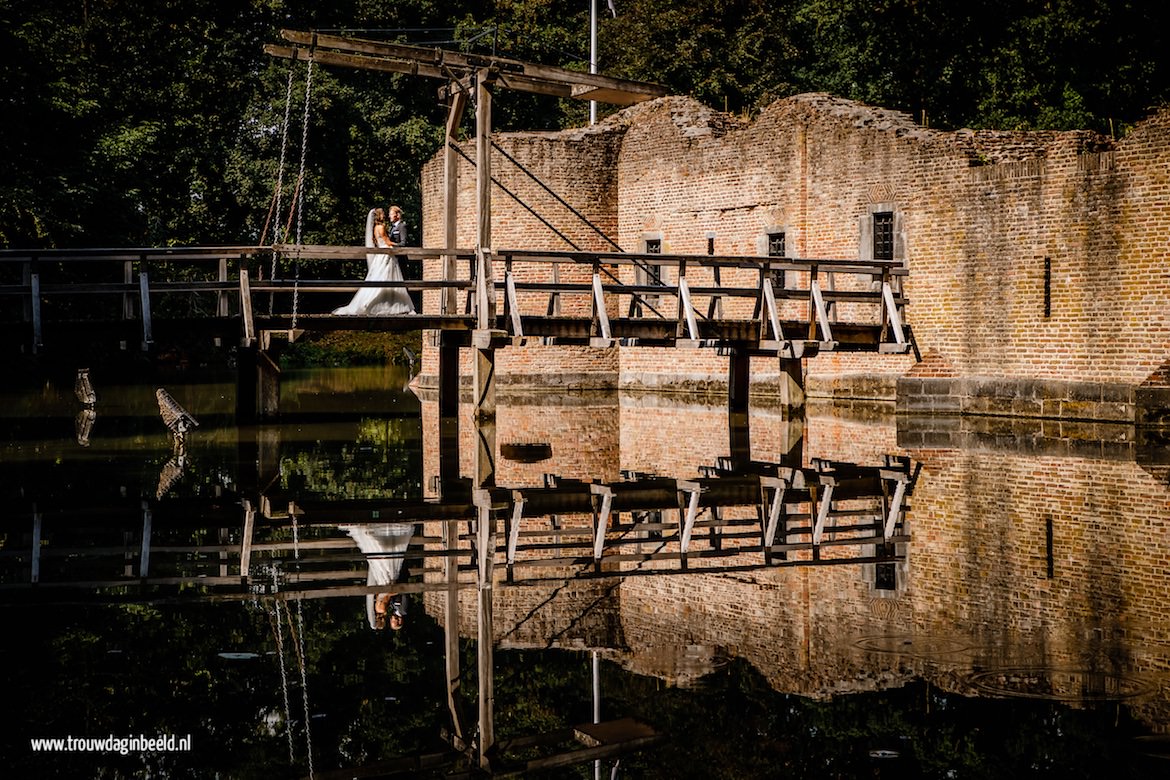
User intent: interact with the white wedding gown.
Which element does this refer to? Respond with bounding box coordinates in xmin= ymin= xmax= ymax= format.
xmin=332 ymin=209 xmax=415 ymax=315
xmin=340 ymin=522 xmax=416 ymax=630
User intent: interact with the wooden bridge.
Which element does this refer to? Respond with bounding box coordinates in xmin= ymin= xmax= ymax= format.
xmin=0 ymin=242 xmax=913 ymax=419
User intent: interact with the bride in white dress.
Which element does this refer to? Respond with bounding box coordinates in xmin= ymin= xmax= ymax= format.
xmin=332 ymin=206 xmax=415 ymax=315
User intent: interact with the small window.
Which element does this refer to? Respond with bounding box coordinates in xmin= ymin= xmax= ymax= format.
xmin=874 ymin=541 xmax=897 ymax=590
xmin=640 ymin=238 xmax=665 ymax=286
xmin=873 ymin=212 xmax=894 ymax=261
xmin=766 ymin=231 xmax=787 ymax=288
xmin=766 ymin=232 xmax=786 ymax=258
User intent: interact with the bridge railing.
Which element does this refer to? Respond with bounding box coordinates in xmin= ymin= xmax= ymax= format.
xmin=1 ymin=244 xmax=910 ymax=355
xmin=487 ymin=248 xmax=911 ymax=355
xmin=0 ymin=246 xmax=269 ymax=352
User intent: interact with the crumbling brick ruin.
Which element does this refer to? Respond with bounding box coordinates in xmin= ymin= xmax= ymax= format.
xmin=420 ymin=92 xmax=1170 ymax=424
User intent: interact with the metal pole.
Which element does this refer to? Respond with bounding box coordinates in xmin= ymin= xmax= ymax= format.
xmin=593 ymin=649 xmax=601 ymax=780
xmin=589 ymin=0 xmax=597 ymax=125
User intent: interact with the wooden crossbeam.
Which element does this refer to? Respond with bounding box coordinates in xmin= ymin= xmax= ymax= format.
xmin=268 ymin=29 xmax=668 ymax=106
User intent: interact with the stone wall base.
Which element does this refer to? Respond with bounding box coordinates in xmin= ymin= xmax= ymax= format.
xmin=895 ymin=375 xmax=1154 ymax=424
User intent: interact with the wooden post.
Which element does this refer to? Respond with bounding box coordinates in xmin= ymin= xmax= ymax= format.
xmin=473 ymin=336 xmax=496 ymax=422
xmin=31 ymin=510 xmax=41 ymax=584
xmin=443 ymin=517 xmax=465 ymax=744
xmin=438 ymin=332 xmax=460 ymax=420
xmin=139 ymin=501 xmax=153 ymax=577
xmin=472 ymin=70 xmax=499 ymax=425
xmin=474 ymin=479 xmax=496 ymax=770
xmin=236 ymin=344 xmax=258 ymax=424
xmin=728 ymin=348 xmax=751 ymax=466
xmin=122 ymin=260 xmax=135 ymax=319
xmin=30 ymin=272 xmax=42 ymax=354
xmin=22 ymin=258 xmax=33 ymax=323
xmin=217 ymin=257 xmax=230 ymax=317
xmin=258 ymin=344 xmax=281 ymax=420
xmin=473 ymin=69 xmax=494 ymax=332
xmin=139 ymin=270 xmax=153 ymax=351
xmin=779 ymin=357 xmax=805 ymax=410
xmin=443 ymin=90 xmax=468 ymax=315
xmin=728 ymin=349 xmax=751 ymax=416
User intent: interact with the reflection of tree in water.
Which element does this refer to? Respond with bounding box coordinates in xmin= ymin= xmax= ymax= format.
xmin=280 ymin=418 xmax=421 ymax=500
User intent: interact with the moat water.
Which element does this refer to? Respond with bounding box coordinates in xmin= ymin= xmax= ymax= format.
xmin=2 ymin=366 xmax=1168 ymax=778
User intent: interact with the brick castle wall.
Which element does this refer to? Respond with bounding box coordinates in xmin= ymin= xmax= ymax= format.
xmin=419 ymin=92 xmax=1170 ymax=423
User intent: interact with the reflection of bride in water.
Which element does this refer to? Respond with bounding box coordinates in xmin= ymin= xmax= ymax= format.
xmin=341 ymin=522 xmax=416 ymax=630
xmin=332 ymin=207 xmax=415 ymax=316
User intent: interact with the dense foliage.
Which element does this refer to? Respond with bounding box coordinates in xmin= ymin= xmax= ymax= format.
xmin=2 ymin=0 xmax=1167 ymax=249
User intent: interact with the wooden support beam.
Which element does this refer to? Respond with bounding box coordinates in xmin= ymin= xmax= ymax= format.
xmin=591 ymin=272 xmax=611 ymax=341
xmin=239 ymin=269 xmax=255 ymax=346
xmin=763 ymin=483 xmax=787 ymax=549
xmin=473 ymin=343 xmax=496 ymax=421
xmin=883 ymin=479 xmax=907 ymax=539
xmin=810 ymin=279 xmax=833 ymax=344
xmin=761 ymin=274 xmax=784 ymax=343
xmin=240 ymin=500 xmax=255 ymax=579
xmin=507 ymin=494 xmax=525 ymax=565
xmin=505 ymin=270 xmax=523 ymax=337
xmin=882 ymin=280 xmax=907 ymax=346
xmin=811 ymin=484 xmax=834 ymax=545
xmin=590 ymin=485 xmax=614 ymax=560
xmin=680 ymin=489 xmax=701 ymax=554
xmin=677 ymin=276 xmax=699 ymax=340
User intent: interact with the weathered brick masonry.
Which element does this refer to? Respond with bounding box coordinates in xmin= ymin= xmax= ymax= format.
xmin=419 ymin=92 xmax=1170 ymax=423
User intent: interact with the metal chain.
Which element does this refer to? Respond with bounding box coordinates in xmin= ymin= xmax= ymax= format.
xmin=270 ymin=67 xmax=295 ymax=315
xmin=291 ymin=512 xmax=314 ymax=779
xmin=291 ymin=59 xmax=314 ymax=330
xmin=270 ymin=574 xmax=295 ymax=767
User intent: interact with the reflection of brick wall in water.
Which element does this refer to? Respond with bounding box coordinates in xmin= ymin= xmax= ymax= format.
xmin=906 ymin=450 xmax=1170 ymax=663
xmin=903 ymin=447 xmax=1170 ymax=726
xmin=617 ymin=566 xmax=915 ymax=698
xmin=421 ymin=569 xmax=625 ymax=650
xmin=419 ymin=396 xmax=620 ymax=492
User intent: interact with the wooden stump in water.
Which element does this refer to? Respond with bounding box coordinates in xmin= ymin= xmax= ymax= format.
xmin=156 ymin=388 xmax=199 ymax=435
xmin=75 ymin=368 xmax=96 ymax=407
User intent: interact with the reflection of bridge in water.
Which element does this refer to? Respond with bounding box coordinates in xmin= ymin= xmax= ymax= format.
xmin=0 ymin=406 xmax=917 ymax=776
xmin=0 ymin=445 xmax=915 ymax=601
xmin=1 ymin=406 xmax=916 ymax=776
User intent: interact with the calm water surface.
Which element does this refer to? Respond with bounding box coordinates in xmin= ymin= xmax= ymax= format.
xmin=1 ymin=366 xmax=1167 ymax=778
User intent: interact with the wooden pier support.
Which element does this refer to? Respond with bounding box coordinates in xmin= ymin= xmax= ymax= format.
xmin=438 ymin=332 xmax=461 ymax=420
xmin=235 ymin=335 xmax=282 ymax=423
xmin=779 ymin=357 xmax=805 ymax=409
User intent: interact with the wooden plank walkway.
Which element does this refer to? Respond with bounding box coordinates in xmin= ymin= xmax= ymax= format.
xmin=0 ymin=243 xmax=913 ymax=358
